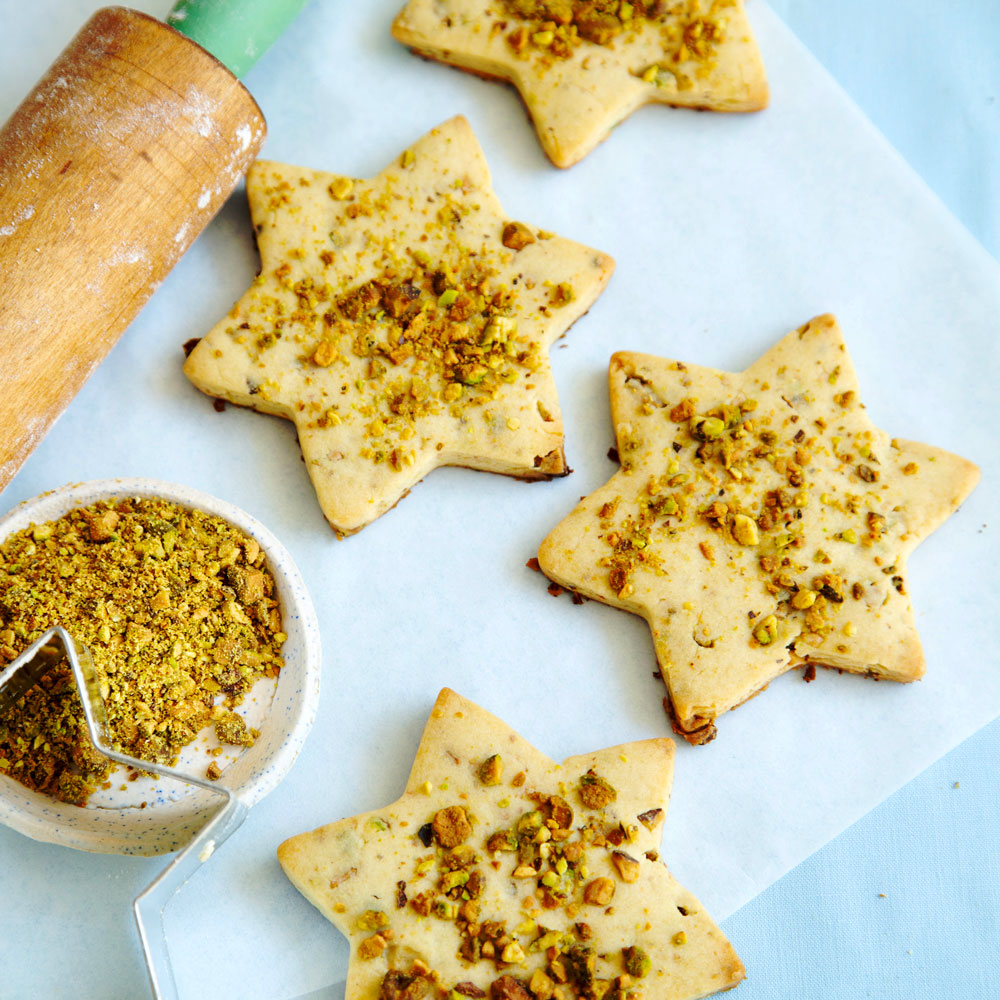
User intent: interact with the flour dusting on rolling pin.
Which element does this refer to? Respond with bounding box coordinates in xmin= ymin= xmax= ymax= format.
xmin=0 ymin=1 xmax=308 ymax=493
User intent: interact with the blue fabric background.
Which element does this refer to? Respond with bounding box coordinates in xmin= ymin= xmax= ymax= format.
xmin=723 ymin=3 xmax=1000 ymax=996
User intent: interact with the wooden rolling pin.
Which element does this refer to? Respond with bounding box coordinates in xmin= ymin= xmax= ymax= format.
xmin=0 ymin=2 xmax=307 ymax=493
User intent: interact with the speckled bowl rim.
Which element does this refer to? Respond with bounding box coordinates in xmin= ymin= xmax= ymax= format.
xmin=0 ymin=478 xmax=322 ymax=855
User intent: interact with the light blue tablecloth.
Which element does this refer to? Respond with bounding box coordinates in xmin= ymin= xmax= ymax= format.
xmin=723 ymin=3 xmax=1000 ymax=995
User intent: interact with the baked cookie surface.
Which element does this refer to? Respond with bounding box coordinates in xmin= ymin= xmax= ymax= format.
xmin=392 ymin=1 xmax=768 ymax=167
xmin=538 ymin=315 xmax=980 ymax=743
xmin=184 ymin=116 xmax=614 ymax=535
xmin=278 ymin=688 xmax=744 ymax=1000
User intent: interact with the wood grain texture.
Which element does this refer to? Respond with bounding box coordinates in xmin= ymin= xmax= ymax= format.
xmin=0 ymin=6 xmax=266 ymax=492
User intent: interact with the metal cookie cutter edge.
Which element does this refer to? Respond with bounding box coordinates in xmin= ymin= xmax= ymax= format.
xmin=0 ymin=625 xmax=249 ymax=1000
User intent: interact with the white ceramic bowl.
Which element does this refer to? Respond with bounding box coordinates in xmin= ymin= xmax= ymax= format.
xmin=0 ymin=479 xmax=321 ymax=855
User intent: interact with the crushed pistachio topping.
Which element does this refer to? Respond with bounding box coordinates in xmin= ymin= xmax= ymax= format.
xmin=499 ymin=0 xmax=734 ymax=88
xmin=434 ymin=805 xmax=474 ymax=847
xmin=237 ymin=175 xmax=554 ymax=471
xmin=0 ymin=498 xmax=283 ymax=804
xmin=621 ymin=945 xmax=650 ymax=978
xmin=578 ymin=769 xmax=617 ymax=809
xmin=365 ymin=762 xmax=667 ymax=1000
xmin=502 ymin=222 xmax=537 ymax=251
xmin=610 ymin=850 xmax=641 ymax=883
xmin=215 ymin=710 xmax=258 ymax=747
xmin=478 ymin=753 xmax=505 ymax=786
xmin=752 ymin=614 xmax=778 ymax=646
xmin=358 ymin=909 xmax=391 ymax=932
xmin=312 ymin=256 xmax=544 ymax=459
xmin=595 ymin=340 xmax=914 ymax=656
xmin=636 ymin=807 xmax=663 ymax=829
xmin=329 ymin=176 xmax=355 ymax=201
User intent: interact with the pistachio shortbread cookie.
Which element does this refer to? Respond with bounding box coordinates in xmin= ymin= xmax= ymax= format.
xmin=184 ymin=117 xmax=614 ymax=535
xmin=278 ymin=688 xmax=745 ymax=1000
xmin=538 ymin=315 xmax=980 ymax=743
xmin=392 ymin=0 xmax=768 ymax=168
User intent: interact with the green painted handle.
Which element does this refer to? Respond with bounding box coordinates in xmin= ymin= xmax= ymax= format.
xmin=166 ymin=0 xmax=310 ymax=78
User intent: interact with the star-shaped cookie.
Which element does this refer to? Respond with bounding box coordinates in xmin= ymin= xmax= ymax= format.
xmin=278 ymin=688 xmax=744 ymax=1000
xmin=184 ymin=117 xmax=614 ymax=535
xmin=538 ymin=315 xmax=980 ymax=743
xmin=392 ymin=1 xmax=768 ymax=168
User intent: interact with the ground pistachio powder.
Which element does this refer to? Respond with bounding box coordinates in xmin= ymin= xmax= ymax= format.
xmin=0 ymin=496 xmax=285 ymax=805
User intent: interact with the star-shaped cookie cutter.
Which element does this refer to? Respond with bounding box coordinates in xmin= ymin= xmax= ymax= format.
xmin=0 ymin=626 xmax=248 ymax=1000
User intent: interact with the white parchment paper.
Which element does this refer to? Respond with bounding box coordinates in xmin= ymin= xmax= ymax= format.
xmin=0 ymin=1 xmax=997 ymax=998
